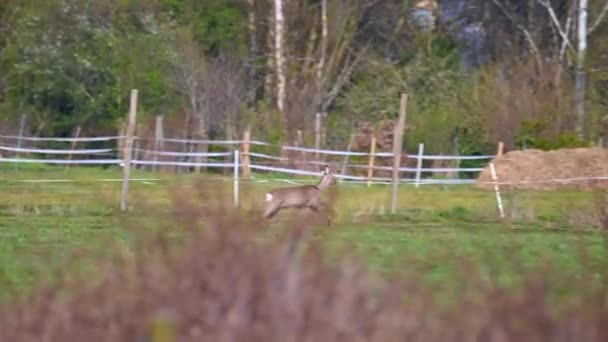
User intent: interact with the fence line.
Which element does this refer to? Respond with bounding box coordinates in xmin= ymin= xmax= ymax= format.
xmin=0 ymin=134 xmax=495 ymax=160
xmin=0 ymin=145 xmax=114 ymax=155
xmin=0 ymin=134 xmax=495 ymax=187
xmin=0 ymin=134 xmax=124 ymax=142
xmin=133 ymin=149 xmax=232 ymax=158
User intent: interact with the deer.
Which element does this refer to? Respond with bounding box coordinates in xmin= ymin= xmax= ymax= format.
xmin=263 ymin=165 xmax=337 ymax=223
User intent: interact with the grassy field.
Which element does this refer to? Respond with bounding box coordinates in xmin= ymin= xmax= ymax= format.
xmin=0 ymin=163 xmax=606 ymax=303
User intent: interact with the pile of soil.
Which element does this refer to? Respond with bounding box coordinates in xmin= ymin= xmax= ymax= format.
xmin=352 ymin=120 xmax=395 ymax=151
xmin=276 ymin=119 xmax=412 ymax=177
xmin=475 ymin=148 xmax=608 ymax=190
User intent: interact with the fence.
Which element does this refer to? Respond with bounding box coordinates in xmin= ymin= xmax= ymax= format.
xmin=0 ymin=134 xmax=495 ymax=184
xmin=0 ymin=131 xmax=499 ymax=210
xmin=0 ymin=91 xmax=500 ymax=213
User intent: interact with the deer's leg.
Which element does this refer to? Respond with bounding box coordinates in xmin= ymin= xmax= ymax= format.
xmin=318 ymin=201 xmax=334 ymax=227
xmin=263 ymin=201 xmax=281 ymax=219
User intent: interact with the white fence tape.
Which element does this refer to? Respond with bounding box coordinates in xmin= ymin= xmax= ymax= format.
xmin=0 ymin=134 xmax=495 ymax=184
xmin=477 ymin=175 xmax=608 ymax=186
xmin=249 ymin=164 xmax=393 ymax=181
xmin=131 ymin=160 xmax=233 ymax=168
xmin=133 ymin=149 xmax=231 ymax=158
xmin=419 ymin=154 xmax=495 ymax=160
xmin=159 ymin=138 xmax=242 ymax=145
xmin=0 ymin=135 xmax=124 ymax=142
xmin=0 ymin=145 xmax=114 ymax=155
xmin=280 ymin=144 xmax=394 ymax=157
xmin=0 ymin=178 xmax=160 ymax=183
xmin=247 ymin=152 xmax=287 ymax=161
xmin=0 ymin=158 xmax=120 ymax=164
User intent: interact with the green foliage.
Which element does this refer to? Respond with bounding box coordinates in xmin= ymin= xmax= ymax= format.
xmin=162 ymin=0 xmax=247 ymax=56
xmin=337 ymin=34 xmax=486 ymax=154
xmin=515 ymin=120 xmax=591 ymax=150
xmin=0 ymin=0 xmax=177 ymax=135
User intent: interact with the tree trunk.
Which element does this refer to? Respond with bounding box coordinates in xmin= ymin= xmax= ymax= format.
xmin=575 ymin=0 xmax=587 ymax=138
xmin=273 ymin=0 xmax=286 ymax=126
xmin=196 ymin=110 xmax=208 ymax=173
xmin=247 ymin=0 xmax=258 ymax=106
xmin=315 ymin=0 xmax=328 ymax=118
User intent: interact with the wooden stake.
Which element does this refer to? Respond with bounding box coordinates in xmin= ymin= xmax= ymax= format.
xmin=339 ymin=132 xmax=355 ymax=183
xmin=153 ymin=115 xmax=164 ymax=173
xmin=15 ymin=113 xmax=26 ymax=169
xmin=314 ymin=112 xmax=322 ymax=160
xmin=490 ymin=162 xmax=505 ymax=219
xmin=414 ymin=143 xmax=424 ymax=188
xmin=297 ymin=130 xmax=304 ymax=164
xmin=366 ymin=134 xmax=377 ymax=187
xmin=497 ymin=141 xmax=504 ymax=157
xmin=120 ymin=89 xmax=138 ymax=212
xmin=133 ymin=123 xmax=142 ymax=170
xmin=241 ymin=126 xmax=251 ymax=178
xmin=233 ymin=150 xmax=240 ymax=208
xmin=65 ymin=126 xmax=81 ymax=171
xmin=117 ymin=122 xmax=126 ymax=161
xmin=391 ymin=93 xmax=408 ymax=214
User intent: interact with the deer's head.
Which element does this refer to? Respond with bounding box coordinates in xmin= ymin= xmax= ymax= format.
xmin=318 ymin=165 xmax=337 ymax=189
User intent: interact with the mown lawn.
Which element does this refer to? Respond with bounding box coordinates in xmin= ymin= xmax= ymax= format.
xmin=0 ymin=164 xmax=606 ymax=302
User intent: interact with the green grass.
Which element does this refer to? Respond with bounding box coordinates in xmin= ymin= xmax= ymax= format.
xmin=0 ymin=165 xmax=606 ymax=302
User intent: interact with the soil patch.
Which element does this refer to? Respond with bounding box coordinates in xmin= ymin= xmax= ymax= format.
xmin=475 ymin=148 xmax=608 ymax=190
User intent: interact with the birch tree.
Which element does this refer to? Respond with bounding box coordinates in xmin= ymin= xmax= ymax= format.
xmin=575 ymin=0 xmax=588 ymax=138
xmin=315 ymin=0 xmax=328 ymax=117
xmin=247 ymin=0 xmax=258 ymax=106
xmin=274 ymin=0 xmax=286 ymax=115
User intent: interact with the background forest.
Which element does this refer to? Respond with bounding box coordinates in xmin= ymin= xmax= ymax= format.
xmin=1 ymin=0 xmax=608 ymax=156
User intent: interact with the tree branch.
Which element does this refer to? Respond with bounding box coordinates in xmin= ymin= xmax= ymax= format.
xmin=537 ymin=0 xmax=575 ymax=54
xmin=588 ymin=0 xmax=608 ymax=35
xmin=489 ymin=0 xmax=543 ymax=68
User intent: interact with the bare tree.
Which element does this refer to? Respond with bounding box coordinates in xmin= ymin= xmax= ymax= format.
xmin=170 ymin=29 xmax=207 ymax=169
xmin=201 ymin=55 xmax=248 ymax=141
xmin=484 ymin=0 xmax=608 ymax=138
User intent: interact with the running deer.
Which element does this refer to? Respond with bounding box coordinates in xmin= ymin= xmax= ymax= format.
xmin=263 ymin=165 xmax=337 ymax=221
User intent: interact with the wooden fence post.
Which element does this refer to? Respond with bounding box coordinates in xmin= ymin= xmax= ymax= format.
xmin=391 ymin=93 xmax=408 ymax=214
xmin=133 ymin=123 xmax=142 ymax=170
xmin=241 ymin=127 xmax=251 ymax=178
xmin=65 ymin=126 xmax=81 ymax=171
xmin=153 ymin=115 xmax=164 ymax=173
xmin=15 ymin=113 xmax=27 ymax=169
xmin=449 ymin=135 xmax=460 ymax=180
xmin=496 ymin=141 xmax=504 ymax=157
xmin=296 ymin=129 xmax=304 ymax=165
xmin=233 ymin=149 xmax=240 ymax=208
xmin=120 ymin=89 xmax=138 ymax=212
xmin=414 ymin=143 xmax=424 ymax=188
xmin=117 ymin=122 xmax=126 ymax=161
xmin=339 ymin=132 xmax=355 ymax=183
xmin=366 ymin=134 xmax=376 ymax=187
xmin=314 ymin=112 xmax=322 ymax=161
xmin=490 ymin=162 xmax=505 ymax=219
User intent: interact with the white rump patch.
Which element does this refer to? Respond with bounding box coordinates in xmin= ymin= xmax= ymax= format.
xmin=265 ymin=193 xmax=273 ymax=202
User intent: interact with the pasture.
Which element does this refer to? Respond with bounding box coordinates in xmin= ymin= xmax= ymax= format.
xmin=1 ymin=163 xmax=606 ymax=305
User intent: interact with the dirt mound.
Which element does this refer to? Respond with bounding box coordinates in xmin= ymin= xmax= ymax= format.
xmin=352 ymin=120 xmax=395 ymax=151
xmin=475 ymin=148 xmax=608 ymax=190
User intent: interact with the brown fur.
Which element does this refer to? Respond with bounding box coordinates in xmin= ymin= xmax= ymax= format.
xmin=263 ymin=165 xmax=336 ymax=223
